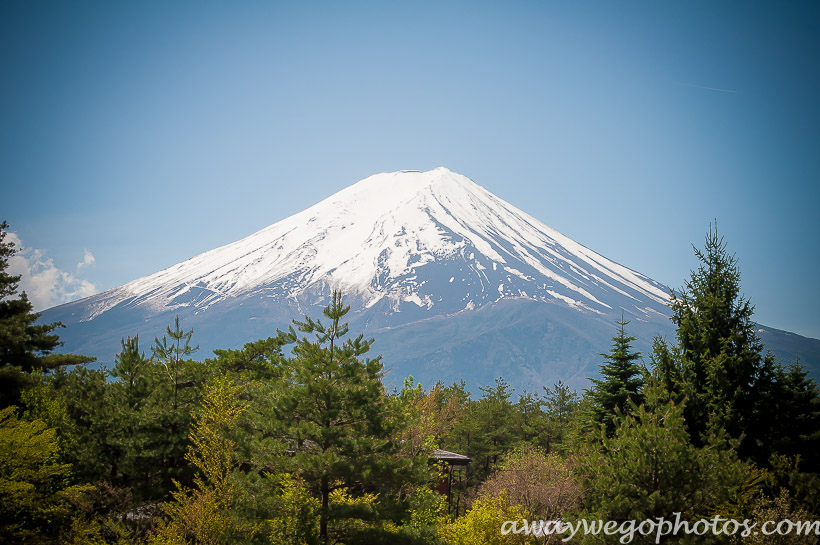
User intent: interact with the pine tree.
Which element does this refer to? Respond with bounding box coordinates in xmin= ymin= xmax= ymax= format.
xmin=152 ymin=315 xmax=199 ymax=413
xmin=273 ymin=291 xmax=418 ymax=544
xmin=0 ymin=221 xmax=93 ymax=409
xmin=110 ymin=336 xmax=150 ymax=410
xmin=149 ymin=316 xmax=203 ymax=493
xmin=108 ymin=336 xmax=157 ymax=497
xmin=541 ymin=381 xmax=580 ymax=454
xmin=587 ymin=316 xmax=643 ymax=436
xmin=468 ymin=378 xmax=518 ymax=479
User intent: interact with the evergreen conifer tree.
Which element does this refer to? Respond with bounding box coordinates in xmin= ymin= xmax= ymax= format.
xmin=0 ymin=221 xmax=93 ymax=408
xmin=656 ymin=225 xmax=769 ymax=457
xmin=468 ymin=378 xmax=518 ymax=478
xmin=273 ymin=291 xmax=419 ymax=544
xmin=769 ymin=361 xmax=820 ymax=474
xmin=576 ymin=377 xmax=762 ymax=544
xmin=587 ymin=316 xmax=643 ymax=436
xmin=152 ymin=315 xmax=199 ymax=412
xmin=150 ymin=317 xmax=202 ymax=495
xmin=541 ymin=381 xmax=580 ymax=453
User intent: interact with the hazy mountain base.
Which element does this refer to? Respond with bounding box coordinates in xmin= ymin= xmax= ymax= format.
xmin=43 ymin=290 xmax=819 ymax=394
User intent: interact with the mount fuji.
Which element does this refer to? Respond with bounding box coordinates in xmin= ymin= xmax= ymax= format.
xmin=42 ymin=168 xmax=819 ymax=392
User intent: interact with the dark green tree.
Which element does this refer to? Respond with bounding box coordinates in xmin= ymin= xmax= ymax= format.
xmin=655 ymin=225 xmax=771 ymax=459
xmin=514 ymin=389 xmax=549 ymax=450
xmin=764 ymin=360 xmax=820 ymax=474
xmin=152 ymin=315 xmax=199 ymax=413
xmin=53 ymin=328 xmax=204 ymax=505
xmin=148 ymin=316 xmax=203 ymax=493
xmin=111 ymin=336 xmax=151 ymax=410
xmin=0 ymin=221 xmax=93 ymax=408
xmin=208 ymin=336 xmax=293 ymax=534
xmin=587 ymin=316 xmax=644 ymax=436
xmin=209 ymin=335 xmax=289 ymax=378
xmin=575 ymin=377 xmax=763 ymax=545
xmin=273 ymin=291 xmax=419 ymax=544
xmin=459 ymin=378 xmax=518 ymax=482
xmin=542 ymin=380 xmax=580 ymax=453
xmin=107 ymin=336 xmax=165 ymax=499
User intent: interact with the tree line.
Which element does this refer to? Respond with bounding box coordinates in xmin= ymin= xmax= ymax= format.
xmin=1 ymin=220 xmax=819 ymax=544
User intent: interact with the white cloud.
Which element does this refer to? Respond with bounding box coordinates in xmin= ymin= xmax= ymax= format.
xmin=5 ymin=232 xmax=98 ymax=311
xmin=77 ymin=248 xmax=96 ymax=272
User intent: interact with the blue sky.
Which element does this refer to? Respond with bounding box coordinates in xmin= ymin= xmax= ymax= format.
xmin=2 ymin=1 xmax=819 ymax=338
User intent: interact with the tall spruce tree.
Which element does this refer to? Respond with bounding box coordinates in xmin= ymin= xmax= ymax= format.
xmin=587 ymin=316 xmax=644 ymax=436
xmin=0 ymin=221 xmax=93 ymax=408
xmin=655 ymin=225 xmax=771 ymax=459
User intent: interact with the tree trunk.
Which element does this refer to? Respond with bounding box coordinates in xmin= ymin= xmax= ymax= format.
xmin=321 ymin=474 xmax=329 ymax=543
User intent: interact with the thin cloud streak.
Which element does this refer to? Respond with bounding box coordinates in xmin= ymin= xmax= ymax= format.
xmin=679 ymin=82 xmax=738 ymax=94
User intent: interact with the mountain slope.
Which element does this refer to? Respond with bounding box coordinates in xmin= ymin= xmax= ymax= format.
xmin=42 ymin=168 xmax=819 ymax=391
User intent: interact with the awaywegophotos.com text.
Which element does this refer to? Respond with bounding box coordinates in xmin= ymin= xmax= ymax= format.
xmin=501 ymin=513 xmax=820 ymax=543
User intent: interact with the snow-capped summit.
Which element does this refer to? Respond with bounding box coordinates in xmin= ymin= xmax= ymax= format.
xmin=42 ymin=168 xmax=818 ymax=391
xmin=77 ymin=167 xmax=669 ymax=322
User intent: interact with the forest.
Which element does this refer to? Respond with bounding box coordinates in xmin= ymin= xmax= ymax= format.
xmin=1 ymin=220 xmax=819 ymax=545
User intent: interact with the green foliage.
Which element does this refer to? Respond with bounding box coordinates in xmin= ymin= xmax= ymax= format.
xmin=110 ymin=336 xmax=150 ymax=408
xmin=587 ymin=317 xmax=644 ymax=436
xmin=654 ymin=225 xmax=820 ymax=478
xmin=272 ymin=291 xmax=423 ymax=543
xmin=513 ymin=390 xmax=548 ymax=450
xmin=46 ymin=328 xmax=207 ymax=512
xmin=458 ymin=378 xmax=519 ymax=482
xmin=541 ymin=381 xmax=581 ymax=453
xmin=436 ymin=378 xmax=582 ymax=509
xmin=2 ymin=224 xmax=817 ymax=543
xmin=20 ymin=374 xmax=70 ymax=433
xmin=404 ymin=486 xmax=448 ymax=529
xmin=767 ymin=361 xmax=820 ymax=474
xmin=327 ymin=486 xmax=381 ymax=541
xmin=438 ymin=493 xmax=533 ymax=545
xmin=150 ymin=374 xmax=247 ymax=545
xmin=395 ymin=378 xmax=463 ymax=460
xmin=0 ymin=221 xmax=93 ymax=409
xmin=152 ymin=315 xmax=199 ymax=411
xmin=268 ymin=473 xmax=321 ymax=545
xmin=49 ymin=365 xmax=116 ymax=484
xmin=767 ymin=454 xmax=820 ymax=517
xmin=575 ymin=376 xmax=763 ymax=544
xmin=0 ymin=405 xmax=94 ymax=543
xmin=747 ymin=488 xmax=819 ymax=545
xmin=209 ymin=335 xmax=288 ymax=379
xmin=656 ymin=225 xmax=766 ymax=456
